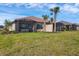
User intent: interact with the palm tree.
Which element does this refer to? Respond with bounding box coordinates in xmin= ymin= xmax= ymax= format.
xmin=50 ymin=17 xmax=54 ymax=32
xmin=50 ymin=7 xmax=60 ymax=32
xmin=42 ymin=15 xmax=49 ymax=32
xmin=4 ymin=19 xmax=12 ymax=30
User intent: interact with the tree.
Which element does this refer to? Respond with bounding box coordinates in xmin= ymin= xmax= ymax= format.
xmin=4 ymin=19 xmax=12 ymax=30
xmin=50 ymin=17 xmax=54 ymax=23
xmin=50 ymin=17 xmax=54 ymax=32
xmin=42 ymin=15 xmax=49 ymax=32
xmin=50 ymin=7 xmax=60 ymax=32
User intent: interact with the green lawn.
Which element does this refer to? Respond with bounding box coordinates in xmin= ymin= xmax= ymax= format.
xmin=0 ymin=31 xmax=79 ymax=56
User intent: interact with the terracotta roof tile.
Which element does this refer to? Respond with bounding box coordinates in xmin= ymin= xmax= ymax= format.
xmin=15 ymin=16 xmax=45 ymax=23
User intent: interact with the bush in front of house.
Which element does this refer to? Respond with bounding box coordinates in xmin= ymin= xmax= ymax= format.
xmin=9 ymin=31 xmax=16 ymax=34
xmin=1 ymin=28 xmax=9 ymax=34
xmin=1 ymin=28 xmax=16 ymax=34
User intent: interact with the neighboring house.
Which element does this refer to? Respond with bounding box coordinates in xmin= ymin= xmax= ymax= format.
xmin=9 ymin=16 xmax=44 ymax=32
xmin=72 ymin=24 xmax=79 ymax=30
xmin=56 ymin=21 xmax=79 ymax=31
xmin=77 ymin=25 xmax=79 ymax=30
xmin=0 ymin=25 xmax=4 ymax=30
xmin=56 ymin=21 xmax=72 ymax=31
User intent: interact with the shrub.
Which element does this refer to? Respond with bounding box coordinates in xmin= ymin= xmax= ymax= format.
xmin=9 ymin=31 xmax=16 ymax=34
xmin=1 ymin=28 xmax=10 ymax=34
xmin=1 ymin=30 xmax=17 ymax=34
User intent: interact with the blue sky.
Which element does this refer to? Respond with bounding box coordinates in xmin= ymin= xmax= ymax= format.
xmin=0 ymin=3 xmax=79 ymax=25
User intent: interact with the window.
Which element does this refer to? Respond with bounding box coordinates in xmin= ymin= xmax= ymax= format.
xmin=20 ymin=24 xmax=27 ymax=29
xmin=36 ymin=24 xmax=43 ymax=29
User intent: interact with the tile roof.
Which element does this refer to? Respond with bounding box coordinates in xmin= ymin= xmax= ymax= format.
xmin=15 ymin=16 xmax=45 ymax=23
xmin=57 ymin=21 xmax=72 ymax=25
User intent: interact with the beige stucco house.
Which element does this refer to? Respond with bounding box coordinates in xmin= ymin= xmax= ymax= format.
xmin=9 ymin=16 xmax=45 ymax=32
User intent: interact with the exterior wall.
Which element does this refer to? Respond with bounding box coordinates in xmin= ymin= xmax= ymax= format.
xmin=9 ymin=23 xmax=16 ymax=31
xmin=9 ymin=21 xmax=79 ymax=32
xmin=37 ymin=29 xmax=43 ymax=32
xmin=15 ymin=21 xmax=20 ymax=32
xmin=45 ymin=24 xmax=53 ymax=32
xmin=56 ymin=23 xmax=63 ymax=31
xmin=12 ymin=21 xmax=44 ymax=32
xmin=77 ymin=27 xmax=79 ymax=30
xmin=19 ymin=21 xmax=35 ymax=32
xmin=36 ymin=23 xmax=43 ymax=32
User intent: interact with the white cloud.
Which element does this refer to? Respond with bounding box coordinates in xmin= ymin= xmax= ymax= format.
xmin=47 ymin=4 xmax=58 ymax=9
xmin=0 ymin=3 xmax=26 ymax=8
xmin=0 ymin=3 xmax=13 ymax=7
xmin=26 ymin=3 xmax=59 ymax=9
xmin=25 ymin=3 xmax=39 ymax=8
xmin=14 ymin=3 xmax=26 ymax=8
xmin=4 ymin=3 xmax=12 ymax=7
xmin=24 ymin=3 xmax=45 ymax=8
xmin=0 ymin=13 xmax=26 ymax=25
xmin=62 ymin=4 xmax=79 ymax=14
xmin=74 ymin=3 xmax=79 ymax=7
xmin=12 ymin=3 xmax=52 ymax=9
xmin=0 ymin=3 xmax=58 ymax=9
xmin=0 ymin=3 xmax=44 ymax=8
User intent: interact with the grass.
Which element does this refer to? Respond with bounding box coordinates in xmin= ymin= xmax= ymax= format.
xmin=0 ymin=31 xmax=79 ymax=56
